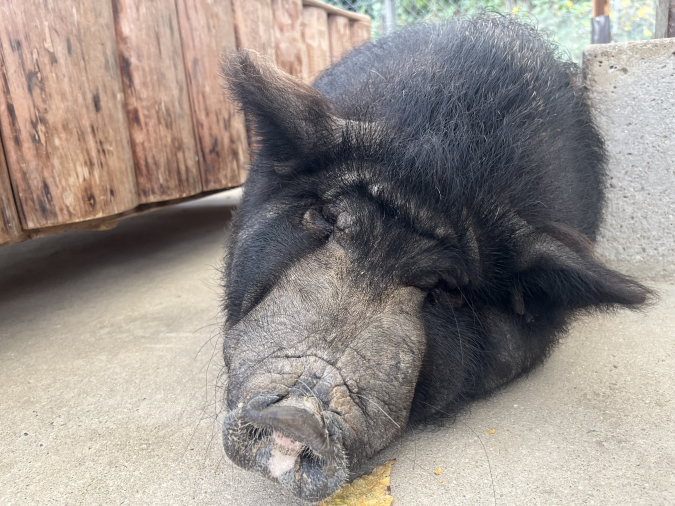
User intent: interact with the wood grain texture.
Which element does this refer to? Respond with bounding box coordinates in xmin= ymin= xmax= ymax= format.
xmin=112 ymin=0 xmax=201 ymax=203
xmin=231 ymin=0 xmax=276 ymax=59
xmin=0 ymin=0 xmax=138 ymax=229
xmin=2 ymin=185 xmax=233 ymax=246
xmin=176 ymin=0 xmax=249 ymax=190
xmin=0 ymin=138 xmax=21 ymax=243
xmin=350 ymin=20 xmax=371 ymax=48
xmin=272 ymin=0 xmax=309 ymax=80
xmin=327 ymin=14 xmax=351 ymax=64
xmin=303 ymin=6 xmax=331 ymax=80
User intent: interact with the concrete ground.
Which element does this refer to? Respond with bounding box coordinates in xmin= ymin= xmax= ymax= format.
xmin=1 ymin=190 xmax=673 ymax=505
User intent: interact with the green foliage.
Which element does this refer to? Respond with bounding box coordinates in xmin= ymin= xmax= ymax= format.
xmin=325 ymin=0 xmax=657 ymax=62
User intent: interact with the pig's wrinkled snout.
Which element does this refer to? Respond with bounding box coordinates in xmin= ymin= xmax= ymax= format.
xmin=241 ymin=403 xmax=331 ymax=459
xmin=222 ymin=395 xmax=349 ymax=501
xmin=220 ymin=277 xmax=427 ymax=500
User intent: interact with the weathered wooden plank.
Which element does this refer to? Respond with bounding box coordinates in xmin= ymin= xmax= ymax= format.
xmin=350 ymin=20 xmax=371 ymax=48
xmin=0 ymin=138 xmax=21 ymax=244
xmin=327 ymin=14 xmax=351 ymax=64
xmin=1 ymin=186 xmax=239 ymax=247
xmin=230 ymin=0 xmax=276 ymax=158
xmin=176 ymin=0 xmax=249 ymax=190
xmin=272 ymin=0 xmax=309 ymax=80
xmin=112 ymin=0 xmax=201 ymax=203
xmin=231 ymin=0 xmax=276 ymax=59
xmin=303 ymin=6 xmax=331 ymax=80
xmin=0 ymin=0 xmax=138 ymax=230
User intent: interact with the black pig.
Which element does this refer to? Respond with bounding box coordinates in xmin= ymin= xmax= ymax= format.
xmin=220 ymin=16 xmax=651 ymax=502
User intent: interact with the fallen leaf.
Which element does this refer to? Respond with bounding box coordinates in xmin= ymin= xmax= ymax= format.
xmin=486 ymin=429 xmax=496 ymax=434
xmin=319 ymin=460 xmax=395 ymax=506
xmin=434 ymin=467 xmax=442 ymax=475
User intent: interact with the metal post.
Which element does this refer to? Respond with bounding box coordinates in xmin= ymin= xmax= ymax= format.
xmin=383 ymin=0 xmax=396 ymax=34
xmin=591 ymin=0 xmax=611 ymax=44
xmin=655 ymin=0 xmax=675 ymax=38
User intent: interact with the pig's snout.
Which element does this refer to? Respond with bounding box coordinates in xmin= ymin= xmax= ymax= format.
xmin=222 ymin=395 xmax=349 ymax=501
xmin=241 ymin=403 xmax=332 ymax=459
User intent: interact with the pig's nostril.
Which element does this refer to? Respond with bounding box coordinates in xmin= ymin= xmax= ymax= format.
xmin=242 ymin=404 xmax=330 ymax=458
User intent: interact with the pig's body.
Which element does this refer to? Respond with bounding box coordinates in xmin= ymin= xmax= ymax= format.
xmin=221 ymin=17 xmax=650 ymax=502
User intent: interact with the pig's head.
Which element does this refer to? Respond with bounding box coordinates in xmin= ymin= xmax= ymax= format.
xmin=219 ymin=51 xmax=651 ymax=502
xmin=220 ymin=52 xmax=443 ymax=501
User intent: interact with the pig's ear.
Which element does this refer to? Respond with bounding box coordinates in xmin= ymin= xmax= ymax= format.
xmin=223 ymin=50 xmax=344 ymax=174
xmin=513 ymin=223 xmax=653 ymax=314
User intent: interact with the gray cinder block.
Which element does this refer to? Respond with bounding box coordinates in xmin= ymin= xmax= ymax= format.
xmin=583 ymin=38 xmax=675 ymax=280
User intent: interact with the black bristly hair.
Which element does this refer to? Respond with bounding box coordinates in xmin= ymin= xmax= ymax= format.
xmin=222 ymin=14 xmax=653 ymax=430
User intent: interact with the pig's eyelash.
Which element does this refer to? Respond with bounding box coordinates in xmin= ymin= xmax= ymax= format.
xmin=302 ymin=207 xmax=335 ymax=238
xmin=319 ymin=205 xmax=338 ymax=225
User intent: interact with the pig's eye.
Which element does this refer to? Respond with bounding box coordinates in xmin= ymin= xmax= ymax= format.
xmin=410 ymin=273 xmax=441 ymax=292
xmin=415 ymin=276 xmax=465 ymax=308
xmin=302 ymin=208 xmax=334 ymax=238
xmin=409 ymin=272 xmax=460 ymax=292
xmin=429 ymin=283 xmax=465 ymax=308
xmin=321 ymin=206 xmax=338 ymax=226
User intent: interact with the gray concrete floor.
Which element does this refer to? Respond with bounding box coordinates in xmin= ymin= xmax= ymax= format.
xmin=1 ymin=190 xmax=673 ymax=505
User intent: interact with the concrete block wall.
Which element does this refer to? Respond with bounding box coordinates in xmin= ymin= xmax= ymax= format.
xmin=583 ymin=38 xmax=675 ymax=281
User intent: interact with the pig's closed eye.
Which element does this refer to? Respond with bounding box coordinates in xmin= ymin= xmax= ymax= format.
xmin=302 ymin=208 xmax=334 ymax=238
xmin=430 ymin=282 xmax=465 ymax=308
xmin=412 ymin=275 xmax=465 ymax=308
xmin=409 ymin=272 xmax=441 ymax=292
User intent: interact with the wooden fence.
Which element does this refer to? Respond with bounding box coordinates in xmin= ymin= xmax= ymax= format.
xmin=0 ymin=0 xmax=371 ymax=246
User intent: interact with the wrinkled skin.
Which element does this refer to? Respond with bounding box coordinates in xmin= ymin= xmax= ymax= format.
xmin=222 ymin=196 xmax=432 ymax=500
xmin=223 ymin=242 xmax=426 ymax=498
xmin=219 ymin=17 xmax=651 ymax=503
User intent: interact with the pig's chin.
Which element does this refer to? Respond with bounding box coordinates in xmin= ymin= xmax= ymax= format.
xmin=222 ymin=401 xmax=349 ymax=502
